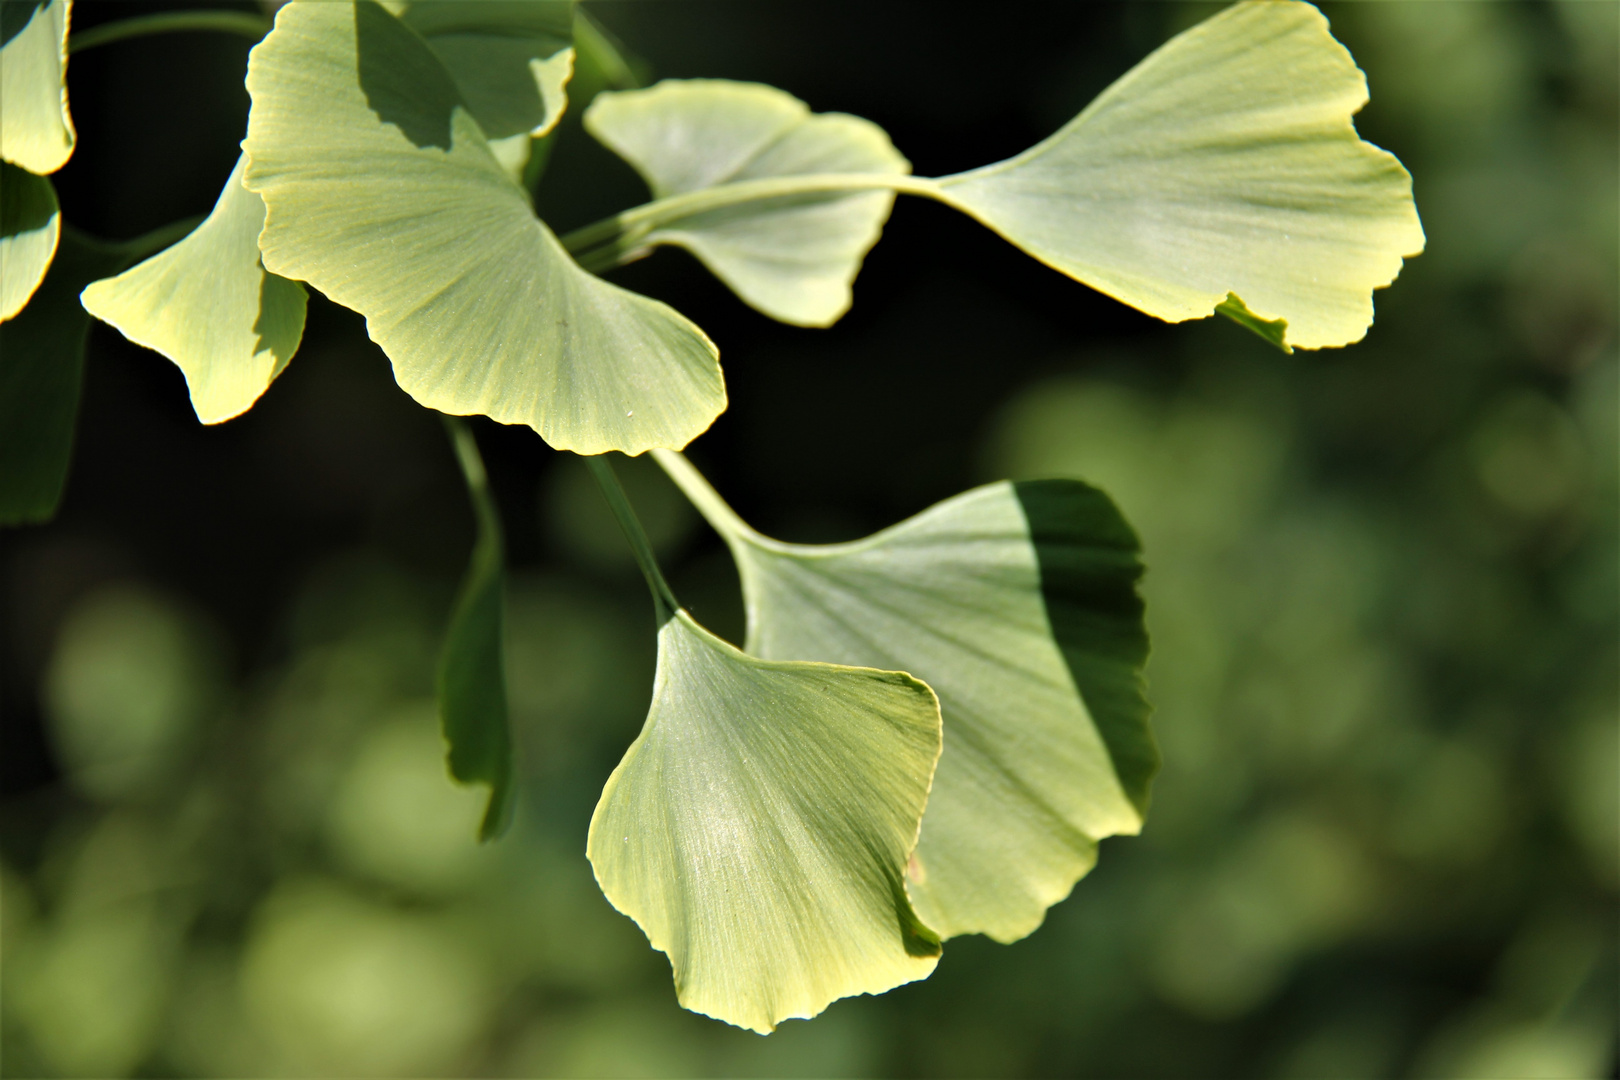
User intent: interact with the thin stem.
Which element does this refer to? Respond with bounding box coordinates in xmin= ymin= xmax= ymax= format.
xmin=68 ymin=10 xmax=271 ymax=54
xmin=573 ymin=7 xmax=642 ymax=91
xmin=648 ymin=449 xmax=759 ymax=549
xmin=559 ymin=172 xmax=945 ymax=269
xmin=441 ymin=416 xmax=503 ymax=558
xmin=585 ymin=455 xmax=680 ymax=621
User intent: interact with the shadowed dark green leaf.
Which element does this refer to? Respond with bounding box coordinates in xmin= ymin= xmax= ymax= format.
xmin=584 ymin=79 xmax=909 ymax=327
xmin=80 ymin=154 xmax=307 ymax=423
xmin=932 ymin=0 xmax=1424 ymax=349
xmin=588 ymin=608 xmax=942 ymax=1033
xmin=242 ymin=0 xmax=723 ymax=455
xmin=436 ymin=418 xmax=512 ymax=840
xmin=0 ymin=0 xmax=74 ymax=175
xmin=0 ymin=160 xmax=59 ymax=320
xmin=1 ymin=229 xmax=129 ymax=524
xmin=654 ymin=451 xmax=1155 ymax=943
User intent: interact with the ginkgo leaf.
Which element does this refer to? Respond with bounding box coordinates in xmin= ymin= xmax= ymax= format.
xmin=436 ymin=418 xmax=513 ymax=841
xmin=584 ymin=79 xmax=909 ymax=327
xmin=653 ymin=451 xmax=1155 ymax=944
xmin=242 ymin=0 xmax=724 ymax=455
xmin=80 ymin=154 xmax=307 ymax=424
xmin=0 ymin=229 xmax=132 ymax=524
xmin=588 ymin=608 xmax=943 ymax=1033
xmin=393 ymin=0 xmax=574 ymax=140
xmin=0 ymin=161 xmax=59 ymax=321
xmin=932 ymin=0 xmax=1424 ymax=350
xmin=0 ymin=0 xmax=74 ymax=175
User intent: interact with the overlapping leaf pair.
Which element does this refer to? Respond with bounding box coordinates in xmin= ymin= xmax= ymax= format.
xmin=1 ymin=0 xmax=1423 ymax=1035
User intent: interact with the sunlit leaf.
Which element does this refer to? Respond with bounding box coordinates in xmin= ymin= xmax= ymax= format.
xmin=585 ymin=79 xmax=909 ymax=327
xmin=79 ymin=155 xmax=307 ymax=424
xmin=0 ymin=229 xmax=129 ymax=524
xmin=933 ymin=0 xmax=1425 ymax=350
xmin=0 ymin=160 xmax=59 ymax=320
xmin=655 ymin=452 xmax=1155 ymax=943
xmin=436 ymin=418 xmax=512 ymax=840
xmin=588 ymin=609 xmax=943 ymax=1033
xmin=242 ymin=0 xmax=724 ymax=455
xmin=0 ymin=0 xmax=74 ymax=175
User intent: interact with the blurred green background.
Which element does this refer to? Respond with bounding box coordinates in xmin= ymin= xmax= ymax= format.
xmin=2 ymin=2 xmax=1615 ymax=1077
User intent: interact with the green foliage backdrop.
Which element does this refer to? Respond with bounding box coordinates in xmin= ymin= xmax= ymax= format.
xmin=1 ymin=2 xmax=1615 ymax=1077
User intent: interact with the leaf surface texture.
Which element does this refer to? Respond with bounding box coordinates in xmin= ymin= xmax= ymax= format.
xmin=588 ymin=610 xmax=942 ymax=1032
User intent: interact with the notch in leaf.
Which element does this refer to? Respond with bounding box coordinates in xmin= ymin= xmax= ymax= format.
xmin=581 ymin=79 xmax=910 ymax=327
xmin=242 ymin=0 xmax=724 ymax=455
xmin=931 ymin=0 xmax=1425 ymax=350
xmin=654 ymin=450 xmax=1155 ymax=944
xmin=80 ymin=154 xmax=308 ymax=423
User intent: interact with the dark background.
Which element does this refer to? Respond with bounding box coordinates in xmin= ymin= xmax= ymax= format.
xmin=2 ymin=2 xmax=1615 ymax=1077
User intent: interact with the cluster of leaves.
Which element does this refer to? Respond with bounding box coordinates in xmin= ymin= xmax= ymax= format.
xmin=0 ymin=0 xmax=1421 ymax=1032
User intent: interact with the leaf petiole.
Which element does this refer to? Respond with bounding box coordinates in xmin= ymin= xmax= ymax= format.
xmin=585 ymin=454 xmax=680 ymax=622
xmin=68 ymin=11 xmax=271 ymax=54
xmin=561 ymin=172 xmax=944 ymax=273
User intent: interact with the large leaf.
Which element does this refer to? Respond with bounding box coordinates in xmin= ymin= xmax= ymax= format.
xmin=0 ymin=0 xmax=73 ymax=175
xmin=584 ymin=79 xmax=909 ymax=327
xmin=242 ymin=0 xmax=724 ymax=455
xmin=0 ymin=160 xmax=59 ymax=320
xmin=654 ymin=451 xmax=1155 ymax=943
xmin=932 ymin=0 xmax=1424 ymax=350
xmin=0 ymin=229 xmax=129 ymax=524
xmin=436 ymin=418 xmax=512 ymax=840
xmin=588 ymin=609 xmax=943 ymax=1033
xmin=79 ymin=155 xmax=307 ymax=423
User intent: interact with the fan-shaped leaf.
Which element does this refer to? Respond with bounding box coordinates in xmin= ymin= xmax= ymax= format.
xmin=0 ymin=0 xmax=73 ymax=175
xmin=655 ymin=452 xmax=1154 ymax=943
xmin=588 ymin=609 xmax=942 ymax=1033
xmin=436 ymin=418 xmax=512 ymax=841
xmin=585 ymin=79 xmax=909 ymax=327
xmin=933 ymin=0 xmax=1424 ymax=350
xmin=80 ymin=155 xmax=307 ymax=423
xmin=242 ymin=0 xmax=723 ymax=455
xmin=0 ymin=229 xmax=131 ymax=524
xmin=0 ymin=161 xmax=59 ymax=321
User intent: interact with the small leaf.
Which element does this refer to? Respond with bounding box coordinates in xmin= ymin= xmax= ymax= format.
xmin=436 ymin=418 xmax=513 ymax=840
xmin=933 ymin=0 xmax=1424 ymax=350
xmin=0 ymin=228 xmax=129 ymax=524
xmin=657 ymin=453 xmax=1154 ymax=943
xmin=588 ymin=609 xmax=942 ymax=1033
xmin=394 ymin=0 xmax=575 ymax=140
xmin=80 ymin=154 xmax=308 ymax=423
xmin=0 ymin=160 xmax=59 ymax=320
xmin=243 ymin=0 xmax=723 ymax=455
xmin=0 ymin=0 xmax=74 ymax=175
xmin=585 ymin=79 xmax=909 ymax=327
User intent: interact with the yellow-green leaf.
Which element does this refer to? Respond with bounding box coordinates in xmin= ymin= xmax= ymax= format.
xmin=242 ymin=0 xmax=724 ymax=455
xmin=0 ymin=160 xmax=59 ymax=321
xmin=655 ymin=452 xmax=1155 ymax=944
xmin=79 ymin=155 xmax=307 ymax=424
xmin=0 ymin=0 xmax=74 ymax=175
xmin=588 ymin=609 xmax=942 ymax=1033
xmin=584 ymin=79 xmax=909 ymax=327
xmin=933 ymin=0 xmax=1424 ymax=350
